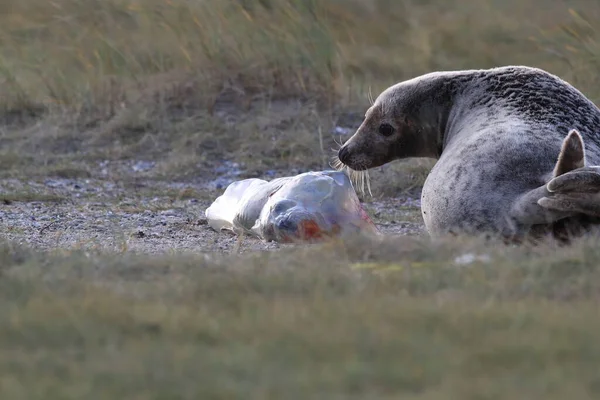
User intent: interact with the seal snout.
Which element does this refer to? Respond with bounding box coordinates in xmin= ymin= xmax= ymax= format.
xmin=337 ymin=146 xmax=350 ymax=165
xmin=336 ymin=144 xmax=370 ymax=171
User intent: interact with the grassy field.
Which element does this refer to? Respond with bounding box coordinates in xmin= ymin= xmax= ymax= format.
xmin=1 ymin=0 xmax=599 ymax=189
xmin=3 ymin=236 xmax=600 ymax=399
xmin=2 ymin=0 xmax=600 ymax=398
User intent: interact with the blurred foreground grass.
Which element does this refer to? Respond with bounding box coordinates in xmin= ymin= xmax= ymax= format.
xmin=2 ymin=234 xmax=600 ymax=399
xmin=0 ymin=0 xmax=599 ymax=193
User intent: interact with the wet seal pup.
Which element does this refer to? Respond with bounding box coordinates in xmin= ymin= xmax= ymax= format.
xmin=335 ymin=65 xmax=600 ymax=242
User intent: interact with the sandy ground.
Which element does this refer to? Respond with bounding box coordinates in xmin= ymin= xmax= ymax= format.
xmin=0 ymin=176 xmax=425 ymax=255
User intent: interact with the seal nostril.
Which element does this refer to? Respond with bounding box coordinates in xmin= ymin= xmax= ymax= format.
xmin=338 ymin=147 xmax=349 ymax=164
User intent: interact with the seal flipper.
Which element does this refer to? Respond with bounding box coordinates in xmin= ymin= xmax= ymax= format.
xmin=538 ymin=129 xmax=600 ymax=217
xmin=547 ymin=168 xmax=600 ymax=193
xmin=509 ymin=130 xmax=585 ymax=227
xmin=551 ymin=129 xmax=586 ymax=177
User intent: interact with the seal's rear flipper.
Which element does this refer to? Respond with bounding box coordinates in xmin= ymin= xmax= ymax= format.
xmin=538 ymin=129 xmax=600 ymax=217
xmin=552 ymin=129 xmax=586 ymax=178
xmin=547 ymin=168 xmax=600 ymax=193
xmin=510 ymin=130 xmax=593 ymax=226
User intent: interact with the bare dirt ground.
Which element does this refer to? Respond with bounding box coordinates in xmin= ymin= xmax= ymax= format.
xmin=0 ymin=174 xmax=425 ymax=255
xmin=0 ymin=94 xmax=428 ymax=256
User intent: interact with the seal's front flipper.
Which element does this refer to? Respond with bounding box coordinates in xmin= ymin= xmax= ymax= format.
xmin=538 ymin=129 xmax=600 ymax=217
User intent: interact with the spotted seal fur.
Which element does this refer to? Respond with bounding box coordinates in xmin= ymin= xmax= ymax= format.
xmin=335 ymin=65 xmax=600 ymax=241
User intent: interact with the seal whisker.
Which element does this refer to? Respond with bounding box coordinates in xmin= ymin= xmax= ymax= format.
xmin=345 ymin=166 xmax=372 ymax=197
xmin=365 ymin=169 xmax=373 ymax=197
xmin=330 ymin=156 xmax=345 ymax=172
xmin=328 ymin=155 xmax=373 ymax=198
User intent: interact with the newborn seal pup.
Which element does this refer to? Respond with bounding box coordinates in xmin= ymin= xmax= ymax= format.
xmin=336 ymin=65 xmax=600 ymax=241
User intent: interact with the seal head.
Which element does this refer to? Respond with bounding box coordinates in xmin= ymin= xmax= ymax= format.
xmin=337 ymin=74 xmax=452 ymax=170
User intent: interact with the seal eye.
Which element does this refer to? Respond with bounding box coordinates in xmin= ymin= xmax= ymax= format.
xmin=378 ymin=123 xmax=395 ymax=137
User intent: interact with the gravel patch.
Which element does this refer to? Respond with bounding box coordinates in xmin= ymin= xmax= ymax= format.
xmin=1 ymin=177 xmax=425 ymax=254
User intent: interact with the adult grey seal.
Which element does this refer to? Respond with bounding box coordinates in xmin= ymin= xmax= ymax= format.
xmin=335 ymin=65 xmax=600 ymax=242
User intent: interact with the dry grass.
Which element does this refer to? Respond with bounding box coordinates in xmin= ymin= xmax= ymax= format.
xmin=0 ymin=190 xmax=65 ymax=204
xmin=2 ymin=234 xmax=600 ymax=399
xmin=1 ymin=0 xmax=598 ymax=110
xmin=1 ymin=0 xmax=599 ymax=192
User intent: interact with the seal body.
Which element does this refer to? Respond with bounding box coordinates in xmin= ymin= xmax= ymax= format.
xmin=337 ymin=66 xmax=600 ymax=240
xmin=205 ymin=170 xmax=379 ymax=243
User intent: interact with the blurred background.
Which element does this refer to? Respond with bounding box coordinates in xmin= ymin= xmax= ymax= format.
xmin=1 ymin=0 xmax=599 ymax=197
